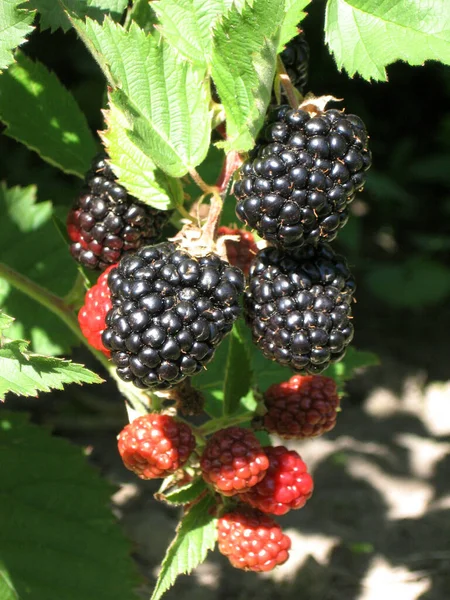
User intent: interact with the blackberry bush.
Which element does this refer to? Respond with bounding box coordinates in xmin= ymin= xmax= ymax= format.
xmin=244 ymin=243 xmax=356 ymax=373
xmin=102 ymin=242 xmax=245 ymax=389
xmin=5 ymin=0 xmax=429 ymax=595
xmin=67 ymin=154 xmax=172 ymax=270
xmin=234 ymin=103 xmax=372 ymax=248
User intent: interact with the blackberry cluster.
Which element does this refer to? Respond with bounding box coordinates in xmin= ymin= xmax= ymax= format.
xmin=67 ymin=154 xmax=171 ymax=270
xmin=102 ymin=242 xmax=244 ymax=389
xmin=234 ymin=105 xmax=372 ymax=248
xmin=281 ymin=32 xmax=310 ymax=93
xmin=244 ymin=243 xmax=355 ymax=374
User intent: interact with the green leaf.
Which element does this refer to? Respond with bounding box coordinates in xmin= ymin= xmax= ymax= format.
xmin=0 ymin=0 xmax=35 ymax=72
xmin=128 ymin=0 xmax=158 ymax=31
xmin=365 ymin=258 xmax=450 ymax=307
xmin=154 ymin=0 xmax=234 ymax=66
xmin=0 ymin=321 xmax=103 ymax=401
xmin=223 ymin=321 xmax=253 ymax=415
xmin=101 ymin=95 xmax=183 ymax=210
xmin=211 ymin=0 xmax=284 ymax=152
xmin=0 ymin=183 xmax=79 ymax=355
xmin=75 ymin=17 xmax=211 ymax=177
xmin=0 ymin=312 xmax=14 ymax=332
xmin=151 ymin=493 xmax=217 ymax=600
xmin=322 ymin=346 xmax=379 ymax=393
xmin=325 ymin=0 xmax=450 ymax=81
xmin=278 ymin=0 xmax=311 ymax=51
xmin=159 ymin=478 xmax=208 ymax=506
xmin=0 ymin=52 xmax=97 ymax=178
xmin=30 ymin=0 xmax=128 ymax=33
xmin=0 ymin=411 xmax=140 ymax=600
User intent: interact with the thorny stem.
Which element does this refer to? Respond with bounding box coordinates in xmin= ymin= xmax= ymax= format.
xmin=189 ymin=167 xmax=219 ymax=196
xmin=201 ymin=192 xmax=223 ymax=248
xmin=276 ymin=56 xmax=302 ymax=109
xmin=199 ymin=411 xmax=254 ymax=436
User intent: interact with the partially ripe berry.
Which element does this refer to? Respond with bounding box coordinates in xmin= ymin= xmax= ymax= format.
xmin=118 ymin=414 xmax=196 ymax=479
xmin=200 ymin=427 xmax=269 ymax=496
xmin=68 ymin=153 xmax=171 ymax=271
xmin=217 ymin=506 xmax=291 ymax=571
xmin=239 ymin=446 xmax=313 ymax=515
xmin=262 ymin=374 xmax=340 ymax=438
xmin=217 ymin=226 xmax=258 ymax=276
xmin=78 ymin=264 xmax=116 ymax=356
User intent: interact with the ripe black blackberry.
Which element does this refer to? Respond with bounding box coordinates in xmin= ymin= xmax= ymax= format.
xmin=102 ymin=242 xmax=245 ymax=390
xmin=244 ymin=243 xmax=355 ymax=374
xmin=234 ymin=103 xmax=372 ymax=248
xmin=67 ymin=154 xmax=171 ymax=271
xmin=281 ymin=32 xmax=310 ymax=94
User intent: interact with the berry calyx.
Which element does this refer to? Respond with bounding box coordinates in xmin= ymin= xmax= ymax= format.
xmin=217 ymin=506 xmax=291 ymax=571
xmin=102 ymin=242 xmax=245 ymax=390
xmin=261 ymin=374 xmax=340 ymax=438
xmin=78 ymin=264 xmax=116 ymax=357
xmin=67 ymin=153 xmax=171 ymax=271
xmin=200 ymin=427 xmax=269 ymax=496
xmin=117 ymin=413 xmax=196 ymax=479
xmin=239 ymin=446 xmax=313 ymax=515
xmin=217 ymin=226 xmax=258 ymax=276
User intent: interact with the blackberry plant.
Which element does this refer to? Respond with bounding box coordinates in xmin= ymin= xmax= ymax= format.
xmin=0 ymin=0 xmax=443 ymax=599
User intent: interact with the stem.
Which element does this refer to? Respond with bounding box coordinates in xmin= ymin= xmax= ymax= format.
xmin=201 ymin=192 xmax=223 ymax=248
xmin=0 ymin=262 xmax=111 ymax=372
xmin=0 ymin=262 xmax=158 ymax=418
xmin=175 ymin=203 xmax=197 ymax=223
xmin=199 ymin=411 xmax=254 ymax=436
xmin=188 ymin=168 xmax=218 ymax=196
xmin=276 ymin=56 xmax=302 ymax=109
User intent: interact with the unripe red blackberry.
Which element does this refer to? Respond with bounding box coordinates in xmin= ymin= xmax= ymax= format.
xmin=200 ymin=427 xmax=269 ymax=496
xmin=234 ymin=104 xmax=371 ymax=248
xmin=217 ymin=506 xmax=291 ymax=571
xmin=262 ymin=374 xmax=340 ymax=438
xmin=217 ymin=226 xmax=258 ymax=276
xmin=117 ymin=413 xmax=196 ymax=479
xmin=67 ymin=154 xmax=171 ymax=270
xmin=245 ymin=243 xmax=355 ymax=373
xmin=78 ymin=264 xmax=116 ymax=357
xmin=239 ymin=446 xmax=313 ymax=515
xmin=281 ymin=31 xmax=310 ymax=93
xmin=102 ymin=242 xmax=245 ymax=390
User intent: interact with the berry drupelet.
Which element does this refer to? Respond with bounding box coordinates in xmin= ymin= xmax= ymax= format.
xmin=102 ymin=242 xmax=245 ymax=390
xmin=217 ymin=506 xmax=291 ymax=572
xmin=78 ymin=264 xmax=116 ymax=357
xmin=200 ymin=427 xmax=269 ymax=496
xmin=67 ymin=154 xmax=171 ymax=270
xmin=234 ymin=104 xmax=372 ymax=248
xmin=244 ymin=243 xmax=356 ymax=373
xmin=117 ymin=414 xmax=196 ymax=479
xmin=261 ymin=374 xmax=340 ymax=438
xmin=239 ymin=446 xmax=314 ymax=515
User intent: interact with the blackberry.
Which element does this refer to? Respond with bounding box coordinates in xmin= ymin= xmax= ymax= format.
xmin=102 ymin=242 xmax=245 ymax=390
xmin=281 ymin=31 xmax=310 ymax=93
xmin=67 ymin=154 xmax=171 ymax=270
xmin=244 ymin=243 xmax=355 ymax=373
xmin=234 ymin=104 xmax=372 ymax=248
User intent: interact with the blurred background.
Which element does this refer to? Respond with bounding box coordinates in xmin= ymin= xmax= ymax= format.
xmin=1 ymin=0 xmax=449 ymax=598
